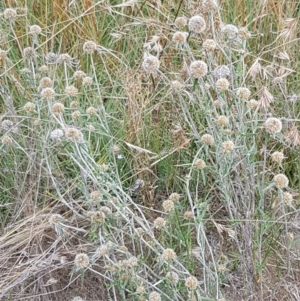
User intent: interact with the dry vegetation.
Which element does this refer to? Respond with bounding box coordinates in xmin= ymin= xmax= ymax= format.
xmin=0 ymin=0 xmax=300 ymax=300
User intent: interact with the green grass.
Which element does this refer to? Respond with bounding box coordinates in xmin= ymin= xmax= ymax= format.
xmin=0 ymin=0 xmax=299 ymax=300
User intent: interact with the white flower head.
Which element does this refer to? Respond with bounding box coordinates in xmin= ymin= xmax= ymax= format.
xmin=83 ymin=41 xmax=97 ymax=54
xmin=222 ymin=24 xmax=238 ymax=39
xmin=50 ymin=129 xmax=64 ymax=141
xmin=273 ymin=173 xmax=289 ymax=188
xmin=188 ymin=15 xmax=206 ymax=34
xmin=74 ymin=253 xmax=89 ymax=269
xmin=175 ymin=17 xmax=187 ymax=28
xmin=213 ymin=65 xmax=231 ymax=79
xmin=185 ymin=276 xmax=198 ymax=290
xmin=172 ymin=31 xmax=188 ymax=44
xmin=29 ymin=25 xmax=42 ymax=35
xmin=149 ymin=292 xmax=161 ymax=301
xmin=203 ymin=39 xmax=217 ymax=51
xmin=265 ymin=118 xmax=282 ymax=134
xmin=190 ymin=60 xmax=208 ymax=78
xmin=3 ymin=8 xmax=17 ymax=21
xmin=65 ymin=127 xmax=84 ymax=143
xmin=142 ymin=54 xmax=160 ymax=74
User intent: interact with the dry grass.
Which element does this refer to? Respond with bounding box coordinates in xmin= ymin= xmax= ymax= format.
xmin=0 ymin=0 xmax=300 ymax=300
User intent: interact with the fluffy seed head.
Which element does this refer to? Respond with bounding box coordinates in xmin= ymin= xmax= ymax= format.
xmin=239 ymin=27 xmax=251 ymax=40
xmin=44 ymin=52 xmax=58 ymax=64
xmin=86 ymin=106 xmax=96 ymax=115
xmin=171 ymin=80 xmax=183 ymax=91
xmin=162 ymin=248 xmax=176 ymax=261
xmin=52 ymin=102 xmax=64 ymax=115
xmin=29 ymin=25 xmax=42 ymax=35
xmin=222 ymin=140 xmax=235 ymax=153
xmin=126 ymin=256 xmax=139 ymax=267
xmin=39 ymin=65 xmax=48 ymax=73
xmin=184 ymin=211 xmax=194 ymax=220
xmin=213 ymin=99 xmax=222 ymax=109
xmin=65 ymin=127 xmax=84 ymax=143
xmin=39 ymin=77 xmax=53 ymax=90
xmin=216 ymin=78 xmax=230 ymax=90
xmin=194 ymin=159 xmax=206 ymax=170
xmin=217 ymin=115 xmax=229 ymax=126
xmin=169 ymin=192 xmax=180 ymax=203
xmin=265 ymin=118 xmax=282 ymax=134
xmin=271 ymin=151 xmax=284 ymax=163
xmin=149 ymin=292 xmax=161 ymax=301
xmin=142 ymin=54 xmax=160 ymax=74
xmin=3 ymin=8 xmax=17 ymax=20
xmin=172 ymin=31 xmax=188 ymax=44
xmin=222 ymin=24 xmax=238 ymax=39
xmin=33 ymin=119 xmax=41 ymax=127
xmin=65 ymin=85 xmax=78 ymax=97
xmin=82 ymin=76 xmax=93 ymax=86
xmin=190 ymin=60 xmax=208 ymax=78
xmin=162 ymin=199 xmax=175 ymax=212
xmin=248 ymin=99 xmax=259 ymax=109
xmin=202 ymin=0 xmax=218 ymax=11
xmin=23 ymin=47 xmax=36 ymax=58
xmin=86 ymin=124 xmax=95 ymax=131
xmin=185 ymin=276 xmax=198 ymax=290
xmin=166 ymin=271 xmax=179 ymax=285
xmin=236 ymin=87 xmax=251 ymax=100
xmin=203 ymin=39 xmax=217 ymax=51
xmin=175 ymin=17 xmax=187 ymax=28
xmin=100 ymin=206 xmax=111 ymax=216
xmin=1 ymin=135 xmax=13 ymax=145
xmin=154 ymin=217 xmax=166 ymax=228
xmin=217 ymin=263 xmax=227 ymax=273
xmin=73 ymin=70 xmax=86 ymax=79
xmin=50 ymin=129 xmax=64 ymax=140
xmin=74 ymin=253 xmax=89 ymax=269
xmin=0 ymin=48 xmax=8 ymax=59
xmin=70 ymin=101 xmax=78 ymax=109
xmin=136 ymin=285 xmax=145 ymax=295
xmin=41 ymin=87 xmax=55 ymax=99
xmin=58 ymin=53 xmax=72 ymax=64
xmin=83 ymin=41 xmax=97 ymax=54
xmin=188 ymin=15 xmax=206 ymax=34
xmin=201 ymin=134 xmax=214 ymax=146
xmin=273 ymin=174 xmax=289 ymax=188
xmin=90 ymin=191 xmax=101 ymax=202
xmin=24 ymin=102 xmax=35 ymax=112
xmin=213 ymin=65 xmax=231 ymax=79
xmin=1 ymin=120 xmax=14 ymax=130
xmin=72 ymin=110 xmax=81 ymax=120
xmin=283 ymin=192 xmax=293 ymax=206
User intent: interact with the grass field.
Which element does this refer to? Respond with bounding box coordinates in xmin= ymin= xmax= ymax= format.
xmin=0 ymin=0 xmax=300 ymax=300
